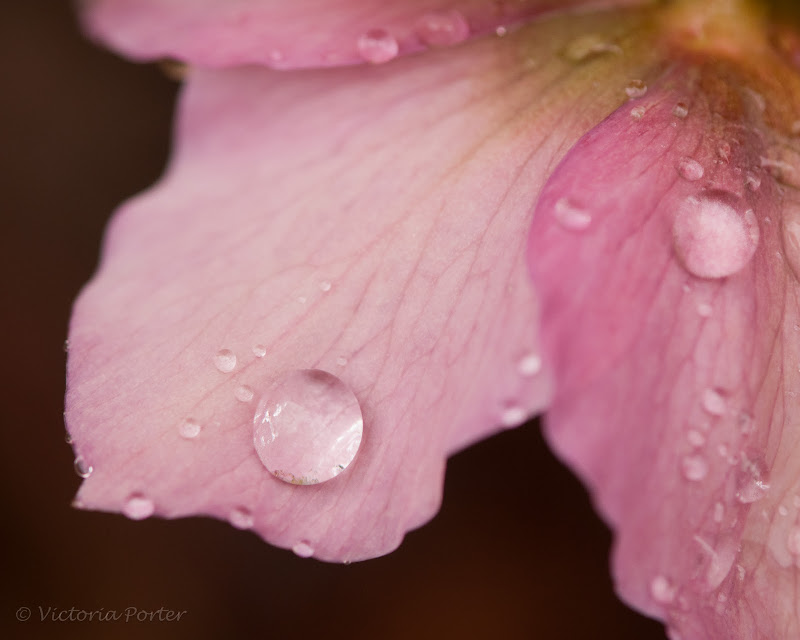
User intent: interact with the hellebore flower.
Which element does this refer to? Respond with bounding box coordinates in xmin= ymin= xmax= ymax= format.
xmin=67 ymin=0 xmax=800 ymax=637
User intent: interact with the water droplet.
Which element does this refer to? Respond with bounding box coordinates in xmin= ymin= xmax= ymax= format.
xmin=779 ymin=504 xmax=789 ymax=516
xmin=518 ymin=353 xmax=542 ymax=377
xmin=736 ymin=457 xmax=770 ymax=503
xmin=297 ymin=296 xmax=307 ymax=304
xmin=677 ymin=157 xmax=704 ymax=181
xmin=252 ymin=344 xmax=267 ymax=358
xmin=269 ymin=49 xmax=284 ymax=64
xmin=745 ymin=172 xmax=761 ymax=191
xmin=179 ymin=418 xmax=201 ymax=439
xmin=319 ymin=281 xmax=332 ymax=292
xmin=782 ymin=206 xmax=800 ymax=282
xmin=717 ymin=142 xmax=731 ymax=163
xmin=500 ymin=405 xmax=526 ymax=427
xmin=672 ymin=102 xmax=689 ymax=118
xmin=650 ymin=575 xmax=676 ymax=605
xmin=74 ymin=456 xmax=93 ymax=479
xmin=789 ymin=527 xmax=800 ymax=555
xmin=214 ymin=349 xmax=237 ymax=373
xmin=357 ymin=28 xmax=398 ymax=64
xmin=495 ymin=26 xmax=507 ymax=37
xmin=553 ymin=197 xmax=591 ymax=231
xmin=696 ymin=302 xmax=713 ymax=317
xmin=694 ymin=535 xmax=737 ymax=590
xmin=625 ymin=79 xmax=647 ymax=99
xmin=713 ymin=501 xmax=724 ymax=523
xmin=672 ymin=190 xmax=760 ymax=279
xmin=65 ymin=431 xmax=73 ymax=444
xmin=702 ymin=388 xmax=727 ymax=416
xmin=123 ymin=494 xmax=154 ymax=520
xmin=682 ymin=454 xmax=709 ymax=481
xmin=234 ymin=385 xmax=254 ymax=403
xmin=229 ymin=507 xmax=254 ymax=530
xmin=687 ymin=429 xmax=706 ymax=447
xmin=738 ymin=411 xmax=754 ymax=434
xmin=415 ymin=10 xmax=470 ymax=47
xmin=336 ymin=356 xmax=348 ymax=367
xmin=292 ymin=541 xmax=315 ymax=558
xmin=562 ymin=33 xmax=621 ymax=62
xmin=253 ymin=369 xmax=363 ymax=485
xmin=630 ymin=105 xmax=646 ymax=120
xmin=63 ymin=339 xmax=70 ymax=353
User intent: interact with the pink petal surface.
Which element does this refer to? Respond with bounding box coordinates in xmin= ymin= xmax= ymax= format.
xmin=82 ymin=0 xmax=651 ymax=69
xmin=528 ymin=62 xmax=800 ymax=638
xmin=67 ymin=10 xmax=660 ymax=561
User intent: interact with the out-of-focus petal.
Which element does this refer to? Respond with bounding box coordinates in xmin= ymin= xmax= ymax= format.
xmin=67 ymin=9 xmax=659 ymax=561
xmin=82 ymin=0 xmax=651 ymax=69
xmin=528 ymin=59 xmax=800 ymax=638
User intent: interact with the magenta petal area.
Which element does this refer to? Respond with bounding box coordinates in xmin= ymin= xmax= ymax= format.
xmin=528 ymin=66 xmax=800 ymax=639
xmin=82 ymin=0 xmax=648 ymax=69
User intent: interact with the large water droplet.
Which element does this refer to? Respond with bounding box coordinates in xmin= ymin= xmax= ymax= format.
xmin=179 ymin=418 xmax=201 ymax=439
xmin=253 ymin=369 xmax=363 ymax=485
xmin=415 ymin=10 xmax=470 ymax=47
xmin=677 ymin=157 xmax=704 ymax=181
xmin=650 ymin=575 xmax=676 ymax=605
xmin=702 ymin=388 xmax=727 ymax=416
xmin=672 ymin=190 xmax=760 ymax=279
xmin=553 ymin=197 xmax=591 ymax=231
xmin=682 ymin=454 xmax=709 ymax=481
xmin=625 ymin=79 xmax=647 ymax=99
xmin=214 ymin=349 xmax=237 ymax=373
xmin=123 ymin=494 xmax=155 ymax=520
xmin=782 ymin=206 xmax=800 ymax=282
xmin=293 ymin=541 xmax=315 ymax=558
xmin=74 ymin=456 xmax=93 ymax=479
xmin=229 ymin=507 xmax=254 ymax=530
xmin=357 ymin=29 xmax=399 ymax=64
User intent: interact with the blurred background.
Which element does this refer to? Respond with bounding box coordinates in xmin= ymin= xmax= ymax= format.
xmin=1 ymin=2 xmax=665 ymax=639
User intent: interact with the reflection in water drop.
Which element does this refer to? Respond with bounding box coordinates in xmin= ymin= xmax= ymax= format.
xmin=253 ymin=369 xmax=363 ymax=485
xmin=672 ymin=190 xmax=760 ymax=279
xmin=123 ymin=494 xmax=155 ymax=520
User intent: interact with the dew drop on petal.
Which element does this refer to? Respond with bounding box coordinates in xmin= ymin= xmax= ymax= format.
xmin=553 ymin=197 xmax=591 ymax=231
xmin=682 ymin=454 xmax=709 ymax=481
xmin=336 ymin=356 xmax=348 ymax=367
xmin=630 ymin=106 xmax=646 ymax=120
xmin=713 ymin=501 xmax=724 ymax=523
xmin=677 ymin=157 xmax=704 ymax=181
xmin=745 ymin=172 xmax=761 ymax=191
xmin=562 ymin=33 xmax=620 ymax=62
xmin=415 ymin=10 xmax=470 ymax=47
xmin=687 ymin=429 xmax=706 ymax=447
xmin=357 ymin=28 xmax=399 ymax=64
xmin=500 ymin=405 xmax=526 ymax=427
xmin=702 ymin=388 xmax=727 ymax=416
xmin=214 ymin=349 xmax=237 ymax=373
xmin=736 ymin=458 xmax=770 ymax=504
xmin=625 ymin=79 xmax=647 ymax=99
xmin=779 ymin=505 xmax=789 ymax=517
xmin=319 ymin=281 xmax=332 ymax=292
xmin=234 ymin=385 xmax=255 ymax=403
xmin=65 ymin=431 xmax=73 ymax=444
xmin=293 ymin=541 xmax=315 ymax=558
xmin=650 ymin=575 xmax=676 ymax=605
xmin=179 ymin=418 xmax=201 ymax=439
xmin=518 ymin=353 xmax=542 ymax=377
xmin=253 ymin=369 xmax=363 ymax=485
xmin=74 ymin=456 xmax=93 ymax=479
xmin=495 ymin=25 xmax=507 ymax=37
xmin=672 ymin=190 xmax=760 ymax=279
xmin=252 ymin=344 xmax=267 ymax=358
xmin=697 ymin=302 xmax=713 ymax=317
xmin=673 ymin=102 xmax=689 ymax=118
xmin=229 ymin=507 xmax=254 ymax=530
xmin=123 ymin=494 xmax=155 ymax=520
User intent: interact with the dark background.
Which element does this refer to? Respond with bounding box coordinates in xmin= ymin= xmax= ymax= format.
xmin=1 ymin=3 xmax=665 ymax=639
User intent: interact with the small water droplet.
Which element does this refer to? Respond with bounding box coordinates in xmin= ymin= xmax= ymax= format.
xmin=229 ymin=507 xmax=254 ymax=530
xmin=253 ymin=369 xmax=363 ymax=485
xmin=415 ymin=10 xmax=470 ymax=47
xmin=500 ymin=405 xmax=526 ymax=427
xmin=179 ymin=418 xmax=201 ymax=439
xmin=297 ymin=296 xmax=307 ymax=304
xmin=269 ymin=49 xmax=284 ymax=64
xmin=745 ymin=172 xmax=761 ymax=191
xmin=672 ymin=190 xmax=760 ymax=279
xmin=214 ymin=349 xmax=237 ymax=373
xmin=553 ymin=197 xmax=591 ymax=231
xmin=123 ymin=494 xmax=155 ymax=520
xmin=234 ymin=385 xmax=254 ymax=403
xmin=736 ymin=457 xmax=770 ymax=503
xmin=562 ymin=33 xmax=620 ymax=62
xmin=65 ymin=431 xmax=73 ymax=444
xmin=336 ymin=356 xmax=348 ymax=367
xmin=717 ymin=142 xmax=731 ymax=163
xmin=677 ymin=157 xmax=704 ymax=181
xmin=782 ymin=206 xmax=800 ymax=282
xmin=625 ymin=79 xmax=647 ymax=99
xmin=788 ymin=527 xmax=800 ymax=555
xmin=682 ymin=454 xmax=709 ymax=481
xmin=495 ymin=25 xmax=507 ymax=37
xmin=738 ymin=412 xmax=754 ymax=434
xmin=702 ymin=388 xmax=727 ymax=416
xmin=695 ymin=534 xmax=738 ymax=590
xmin=696 ymin=302 xmax=713 ymax=317
xmin=63 ymin=339 xmax=70 ymax=353
xmin=687 ymin=429 xmax=706 ymax=447
xmin=630 ymin=106 xmax=646 ymax=120
xmin=672 ymin=102 xmax=689 ymax=118
xmin=293 ymin=541 xmax=315 ymax=558
xmin=357 ymin=29 xmax=399 ymax=64
xmin=74 ymin=456 xmax=93 ymax=479
xmin=252 ymin=344 xmax=267 ymax=358
xmin=650 ymin=575 xmax=676 ymax=605
xmin=779 ymin=505 xmax=789 ymax=516
xmin=518 ymin=353 xmax=542 ymax=377
xmin=319 ymin=281 xmax=332 ymax=292
xmin=713 ymin=501 xmax=724 ymax=523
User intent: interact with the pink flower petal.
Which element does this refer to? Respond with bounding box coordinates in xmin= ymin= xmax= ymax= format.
xmin=528 ymin=62 xmax=800 ymax=638
xmin=66 ymin=9 xmax=659 ymax=562
xmin=82 ymin=0 xmax=650 ymax=69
